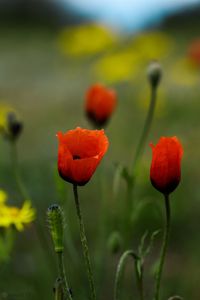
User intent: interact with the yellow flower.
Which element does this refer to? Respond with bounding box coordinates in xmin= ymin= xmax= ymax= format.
xmin=57 ymin=23 xmax=118 ymax=57
xmin=170 ymin=57 xmax=199 ymax=87
xmin=130 ymin=31 xmax=173 ymax=61
xmin=94 ymin=49 xmax=140 ymax=83
xmin=0 ymin=104 xmax=15 ymax=131
xmin=0 ymin=200 xmax=36 ymax=231
xmin=0 ymin=190 xmax=8 ymax=205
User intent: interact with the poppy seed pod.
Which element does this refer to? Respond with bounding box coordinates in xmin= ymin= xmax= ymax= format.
xmin=57 ymin=127 xmax=109 ymax=186
xmin=147 ymin=61 xmax=162 ymax=88
xmin=85 ymin=84 xmax=117 ymax=127
xmin=47 ymin=204 xmax=64 ymax=253
xmin=150 ymin=137 xmax=183 ymax=195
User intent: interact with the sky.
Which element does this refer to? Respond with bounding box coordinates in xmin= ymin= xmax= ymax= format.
xmin=59 ymin=0 xmax=200 ymax=32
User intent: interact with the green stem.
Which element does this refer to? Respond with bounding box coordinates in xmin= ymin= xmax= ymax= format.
xmin=10 ymin=141 xmax=30 ymax=200
xmin=132 ymin=85 xmax=157 ymax=181
xmin=114 ymin=250 xmax=144 ymax=300
xmin=124 ymin=85 xmax=157 ymax=222
xmin=10 ymin=140 xmax=56 ymax=275
xmin=57 ymin=252 xmax=73 ymax=300
xmin=54 ymin=277 xmax=64 ymax=300
xmin=154 ymin=194 xmax=171 ymax=300
xmin=73 ymin=184 xmax=96 ymax=300
xmin=136 ymin=262 xmax=145 ymax=300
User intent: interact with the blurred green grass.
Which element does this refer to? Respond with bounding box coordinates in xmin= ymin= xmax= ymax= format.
xmin=0 ymin=24 xmax=200 ymax=300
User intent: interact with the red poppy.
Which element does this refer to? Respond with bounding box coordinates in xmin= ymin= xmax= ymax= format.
xmin=57 ymin=127 xmax=109 ymax=186
xmin=150 ymin=137 xmax=183 ymax=195
xmin=188 ymin=39 xmax=200 ymax=66
xmin=85 ymin=83 xmax=117 ymax=127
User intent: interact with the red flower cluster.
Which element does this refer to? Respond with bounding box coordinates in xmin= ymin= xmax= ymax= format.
xmin=188 ymin=39 xmax=200 ymax=66
xmin=57 ymin=127 xmax=109 ymax=186
xmin=85 ymin=84 xmax=117 ymax=127
xmin=150 ymin=137 xmax=183 ymax=195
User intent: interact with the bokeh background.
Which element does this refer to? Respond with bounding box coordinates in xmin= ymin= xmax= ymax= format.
xmin=0 ymin=0 xmax=200 ymax=299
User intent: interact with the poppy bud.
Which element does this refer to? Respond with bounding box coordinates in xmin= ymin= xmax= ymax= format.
xmin=57 ymin=127 xmax=109 ymax=186
xmin=107 ymin=231 xmax=123 ymax=254
xmin=47 ymin=204 xmax=64 ymax=253
xmin=147 ymin=61 xmax=162 ymax=88
xmin=7 ymin=112 xmax=23 ymax=140
xmin=150 ymin=137 xmax=183 ymax=195
xmin=85 ymin=84 xmax=117 ymax=127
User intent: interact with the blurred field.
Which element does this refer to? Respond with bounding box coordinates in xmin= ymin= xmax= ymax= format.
xmin=0 ymin=18 xmax=200 ymax=300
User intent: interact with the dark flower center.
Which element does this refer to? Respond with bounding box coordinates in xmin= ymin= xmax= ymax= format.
xmin=73 ymin=155 xmax=81 ymax=160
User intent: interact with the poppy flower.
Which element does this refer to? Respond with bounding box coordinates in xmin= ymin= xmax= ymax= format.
xmin=150 ymin=137 xmax=183 ymax=195
xmin=85 ymin=83 xmax=117 ymax=127
xmin=57 ymin=127 xmax=109 ymax=186
xmin=188 ymin=39 xmax=200 ymax=66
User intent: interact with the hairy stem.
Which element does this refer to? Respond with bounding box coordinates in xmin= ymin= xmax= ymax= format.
xmin=132 ymin=86 xmax=157 ymax=179
xmin=154 ymin=194 xmax=171 ymax=300
xmin=73 ymin=184 xmax=96 ymax=300
xmin=57 ymin=252 xmax=73 ymax=300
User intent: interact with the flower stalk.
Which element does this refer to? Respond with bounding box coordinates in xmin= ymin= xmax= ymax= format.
xmin=10 ymin=140 xmax=30 ymax=200
xmin=154 ymin=194 xmax=171 ymax=300
xmin=73 ymin=184 xmax=96 ymax=300
xmin=125 ymin=62 xmax=162 ymax=211
xmin=131 ymin=84 xmax=157 ymax=180
xmin=57 ymin=252 xmax=73 ymax=300
xmin=114 ymin=250 xmax=144 ymax=300
xmin=47 ymin=204 xmax=73 ymax=300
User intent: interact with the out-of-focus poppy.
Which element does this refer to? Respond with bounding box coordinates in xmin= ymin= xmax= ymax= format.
xmin=85 ymin=84 xmax=117 ymax=127
xmin=150 ymin=137 xmax=183 ymax=195
xmin=57 ymin=127 xmax=109 ymax=186
xmin=188 ymin=39 xmax=200 ymax=66
xmin=0 ymin=105 xmax=23 ymax=141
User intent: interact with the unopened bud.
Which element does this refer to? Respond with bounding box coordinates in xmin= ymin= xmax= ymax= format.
xmin=147 ymin=61 xmax=162 ymax=88
xmin=107 ymin=231 xmax=123 ymax=254
xmin=47 ymin=204 xmax=64 ymax=253
xmin=7 ymin=112 xmax=23 ymax=140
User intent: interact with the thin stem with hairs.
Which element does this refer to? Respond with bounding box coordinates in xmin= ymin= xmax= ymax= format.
xmin=131 ymin=85 xmax=157 ymax=184
xmin=10 ymin=141 xmax=30 ymax=200
xmin=73 ymin=184 xmax=96 ymax=300
xmin=154 ymin=194 xmax=171 ymax=300
xmin=57 ymin=252 xmax=73 ymax=300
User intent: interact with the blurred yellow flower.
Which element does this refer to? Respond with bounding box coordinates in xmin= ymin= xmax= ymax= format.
xmin=0 ymin=190 xmax=7 ymax=205
xmin=0 ymin=104 xmax=15 ymax=131
xmin=94 ymin=49 xmax=140 ymax=83
xmin=0 ymin=190 xmax=35 ymax=231
xmin=130 ymin=31 xmax=173 ymax=61
xmin=93 ymin=31 xmax=172 ymax=83
xmin=58 ymin=23 xmax=118 ymax=57
xmin=170 ymin=57 xmax=199 ymax=86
